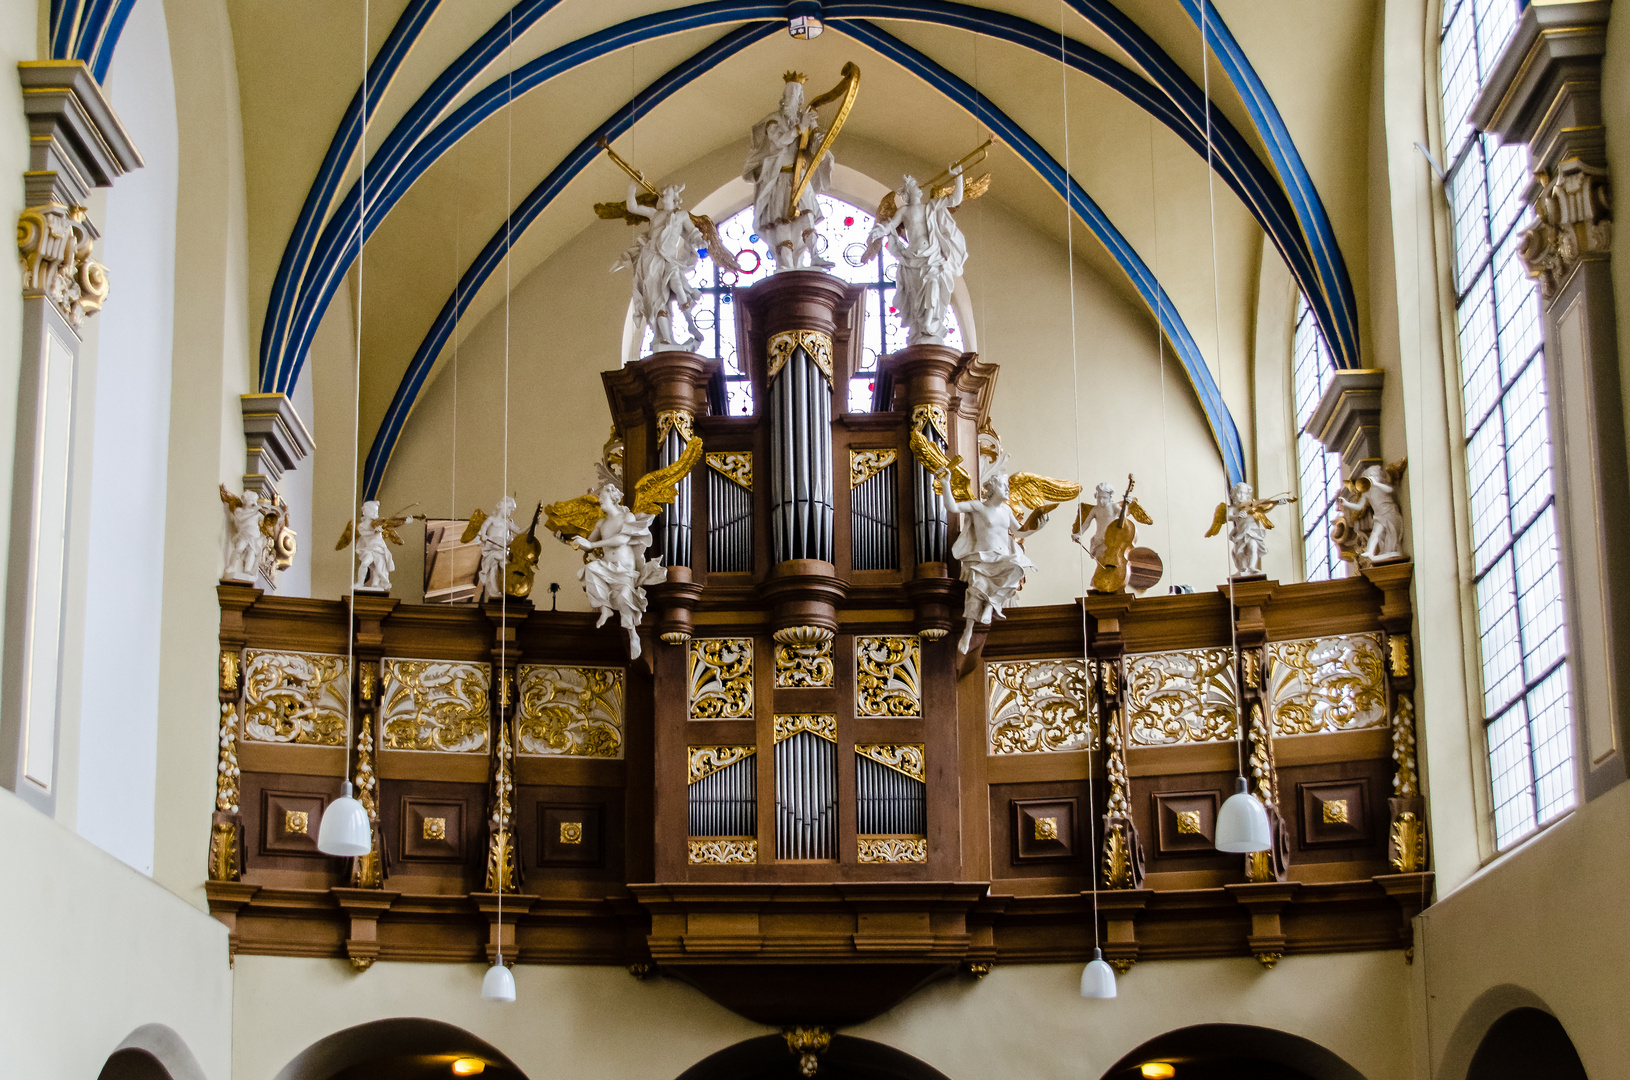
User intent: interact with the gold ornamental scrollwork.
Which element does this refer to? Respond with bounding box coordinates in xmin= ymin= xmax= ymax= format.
xmin=241 ymin=650 xmax=350 ymax=745
xmin=856 ymin=636 xmax=922 ymax=718
xmin=352 ymin=724 xmax=382 ymax=888
xmin=208 ymin=821 xmax=239 ymax=882
xmin=215 ymin=702 xmax=240 ymax=813
xmin=857 ymin=835 xmax=927 ymax=863
xmin=849 ymin=449 xmax=897 ymax=489
xmin=379 ymin=659 xmax=492 ymax=753
xmin=656 ymin=409 xmax=696 ymax=444
xmin=1389 ymin=634 xmax=1412 ymax=678
xmin=516 ymin=664 xmax=625 ymax=758
xmin=986 ymin=659 xmax=1096 ymax=754
xmin=1391 ymin=812 xmax=1426 ymax=873
xmin=358 ymin=661 xmax=377 ymax=703
xmin=775 ymin=640 xmax=834 ymax=689
xmin=775 ymin=713 xmax=837 ymax=743
xmin=486 ymin=720 xmax=517 ymax=893
xmin=706 ymin=451 xmax=753 ymax=491
xmin=911 ymin=404 xmax=948 ymax=442
xmin=766 ymin=329 xmax=833 ymax=383
xmin=688 ymin=837 xmax=757 ymax=864
xmin=688 ymin=744 xmax=757 ymax=784
xmin=855 ymin=742 xmax=924 ymax=781
xmin=219 ymin=650 xmax=241 ymax=694
xmin=1266 ymin=633 xmax=1387 ymax=736
xmin=689 ymin=638 xmax=753 ymax=719
xmin=1125 ymin=647 xmax=1238 ymax=746
xmin=18 ymin=202 xmax=107 ymax=327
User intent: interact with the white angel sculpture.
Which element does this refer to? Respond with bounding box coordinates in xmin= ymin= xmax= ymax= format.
xmin=611 ymin=180 xmax=705 ymax=352
xmin=1071 ymin=483 xmax=1120 ymax=561
xmin=220 ymin=486 xmax=268 ymax=582
xmin=1335 ymin=461 xmax=1407 ymax=565
xmin=868 ymin=167 xmax=967 ymax=344
xmin=336 ymin=501 xmax=417 ymax=592
xmin=469 ymin=497 xmax=521 ymax=602
xmin=545 ymin=434 xmax=703 ymax=659
xmin=744 ymin=70 xmax=850 ymax=272
xmin=1206 ymin=482 xmax=1297 ymax=577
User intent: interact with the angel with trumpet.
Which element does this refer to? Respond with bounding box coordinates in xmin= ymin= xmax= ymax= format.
xmin=1206 ymin=482 xmax=1297 ymax=577
xmin=336 ymin=501 xmax=419 ymax=592
xmin=544 ymin=431 xmax=703 ymax=658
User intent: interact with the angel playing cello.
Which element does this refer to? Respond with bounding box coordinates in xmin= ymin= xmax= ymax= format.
xmin=1205 ymin=482 xmax=1297 ymax=577
xmin=545 ymin=430 xmax=703 ymax=658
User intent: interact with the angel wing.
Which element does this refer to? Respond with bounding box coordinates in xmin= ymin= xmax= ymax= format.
xmin=1007 ymin=472 xmax=1083 ymax=520
xmin=219 ymin=484 xmax=243 ymax=511
xmin=1128 ymin=498 xmax=1154 ymax=526
xmin=908 ymin=428 xmax=973 ymax=502
xmin=334 ymin=521 xmax=353 ymax=551
xmin=543 ymin=495 xmax=603 ymax=542
xmin=689 ymin=213 xmax=742 ymax=274
xmin=1250 ymin=509 xmax=1277 ymax=530
xmin=460 ymin=509 xmax=487 ymax=545
xmin=631 ymin=434 xmax=705 ymax=516
xmin=380 ymin=518 xmax=411 ymax=546
xmin=936 ymin=171 xmax=992 ymax=206
xmin=1384 ymin=458 xmax=1408 ymax=485
xmin=1204 ymin=502 xmax=1228 ymax=538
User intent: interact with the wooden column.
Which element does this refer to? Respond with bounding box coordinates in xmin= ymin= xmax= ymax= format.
xmin=889 ymin=343 xmax=961 ymax=639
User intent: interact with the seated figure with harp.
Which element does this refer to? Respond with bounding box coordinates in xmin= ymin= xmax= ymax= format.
xmin=744 ymin=65 xmax=859 ymax=272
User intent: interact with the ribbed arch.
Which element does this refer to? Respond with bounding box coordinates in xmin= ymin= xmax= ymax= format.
xmin=50 ymin=0 xmax=142 ymax=81
xmin=359 ymin=19 xmax=1245 ymax=498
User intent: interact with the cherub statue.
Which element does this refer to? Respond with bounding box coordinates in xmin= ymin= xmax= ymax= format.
xmin=868 ymin=167 xmax=968 ymax=344
xmin=743 ymin=67 xmax=857 ymax=271
xmin=1333 ymin=460 xmax=1407 ymax=568
xmin=1073 ymin=478 xmax=1155 ymax=594
xmin=463 ymin=497 xmax=521 ymax=602
xmin=1072 ymin=483 xmax=1119 ymax=561
xmin=932 ymin=428 xmax=1081 ymax=653
xmin=545 ymin=432 xmax=703 ymax=658
xmin=336 ymin=501 xmax=418 ymax=592
xmin=611 ymin=181 xmax=705 ymax=352
xmin=220 ymin=485 xmax=268 ymax=582
xmin=1206 ymin=482 xmax=1297 ymax=577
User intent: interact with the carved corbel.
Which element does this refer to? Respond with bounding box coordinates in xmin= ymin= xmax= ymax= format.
xmin=332 ymin=888 xmax=399 ymax=971
xmin=17 ymin=202 xmax=106 ymax=327
xmin=1224 ymin=881 xmax=1299 ymax=968
xmin=1519 ymin=159 xmax=1612 ymax=301
xmin=784 ymin=1026 xmax=832 ymax=1078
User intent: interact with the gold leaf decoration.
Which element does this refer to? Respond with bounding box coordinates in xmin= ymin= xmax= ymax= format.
xmin=689 ymin=638 xmax=753 ymax=719
xmin=516 ymin=664 xmax=625 ymax=758
xmin=849 ymin=449 xmax=897 ymax=489
xmin=1125 ymin=648 xmax=1238 ymax=746
xmin=241 ymin=650 xmax=350 ymax=745
xmin=856 ymin=636 xmax=921 ymax=718
xmin=688 ymin=745 xmax=756 ymax=784
xmin=767 ymin=329 xmax=833 ymax=383
xmin=855 ymin=742 xmax=925 ymax=781
xmin=986 ymin=659 xmax=1096 ymax=754
xmin=688 ymin=837 xmax=757 ymax=864
xmin=857 ymin=835 xmax=927 ymax=863
xmin=774 ymin=714 xmax=837 ymax=743
xmin=1266 ymin=633 xmax=1387 ymax=736
xmin=706 ymin=451 xmax=753 ymax=491
xmin=379 ymin=659 xmax=491 ymax=753
xmin=775 ymin=640 xmax=834 ymax=688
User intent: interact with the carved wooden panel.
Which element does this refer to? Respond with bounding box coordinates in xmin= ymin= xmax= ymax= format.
xmin=775 ymin=640 xmax=833 ymax=689
xmin=1125 ymin=648 xmax=1238 ymax=746
xmin=1153 ymin=790 xmax=1221 ymax=855
xmin=1266 ymin=633 xmax=1387 ymax=735
xmin=1010 ymin=796 xmax=1077 ymax=863
xmin=516 ymin=664 xmax=624 ymax=758
xmin=1297 ymin=778 xmax=1374 ymax=848
xmin=855 ymin=636 xmax=921 ymax=717
xmin=689 ymin=638 xmax=753 ymax=719
xmin=538 ymin=802 xmax=604 ymax=867
xmin=379 ymin=659 xmax=491 ymax=753
xmin=400 ymin=797 xmax=465 ymax=862
xmin=241 ymin=650 xmax=349 ymax=745
xmin=985 ymin=658 xmax=1095 ymax=754
xmin=261 ymin=789 xmax=327 ymax=856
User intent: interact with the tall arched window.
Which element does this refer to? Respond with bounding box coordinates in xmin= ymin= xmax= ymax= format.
xmin=1290 ymin=295 xmax=1345 ymax=582
xmin=638 ymin=194 xmax=964 ymax=415
xmin=1440 ymin=0 xmax=1573 ymax=847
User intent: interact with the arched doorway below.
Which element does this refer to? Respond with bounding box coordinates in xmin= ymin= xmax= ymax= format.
xmin=1465 ymin=1008 xmax=1587 ymax=1080
xmin=1099 ymin=1023 xmax=1368 ymax=1080
xmin=272 ymin=1018 xmax=529 ymax=1080
xmin=677 ymin=1033 xmax=952 ymax=1080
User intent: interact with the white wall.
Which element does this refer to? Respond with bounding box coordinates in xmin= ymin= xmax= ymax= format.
xmin=74 ymin=0 xmax=180 ymax=875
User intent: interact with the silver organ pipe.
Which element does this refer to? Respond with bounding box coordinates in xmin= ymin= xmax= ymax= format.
xmin=769 ymin=346 xmax=833 ymax=563
xmin=689 ymin=757 xmax=757 ymax=837
xmin=855 ymin=754 xmax=927 ymax=836
xmin=851 ymin=461 xmax=900 ymax=571
xmin=653 ymin=426 xmax=692 ymax=567
xmin=706 ymin=468 xmax=753 ymax=573
xmin=774 ymin=731 xmax=838 ymax=859
xmin=913 ymin=427 xmax=948 ymax=564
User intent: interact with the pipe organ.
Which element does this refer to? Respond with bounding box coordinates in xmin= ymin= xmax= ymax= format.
xmin=208 ymin=270 xmax=1431 ymax=1028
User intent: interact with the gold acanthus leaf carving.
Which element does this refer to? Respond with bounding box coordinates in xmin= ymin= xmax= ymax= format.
xmin=688 ymin=745 xmax=756 ymax=784
xmin=705 ymin=451 xmax=753 ymax=491
xmin=775 ymin=640 xmax=834 ymax=688
xmin=689 ymin=638 xmax=754 ymax=719
xmin=1266 ymin=633 xmax=1387 ymax=736
xmin=688 ymin=837 xmax=757 ymax=864
xmin=219 ymin=650 xmax=241 ymax=693
xmin=857 ymin=835 xmax=927 ymax=863
xmin=241 ymin=650 xmax=350 ymax=745
xmin=849 ymin=449 xmax=897 ymax=489
xmin=766 ymin=329 xmax=833 ymax=383
xmin=1390 ymin=812 xmax=1426 ymax=873
xmin=379 ymin=659 xmax=492 ymax=753
xmin=856 ymin=636 xmax=922 ymax=718
xmin=1125 ymin=648 xmax=1238 ymax=746
xmin=208 ymin=821 xmax=239 ymax=882
xmin=516 ymin=664 xmax=625 ymax=758
xmin=18 ymin=202 xmax=108 ymax=327
xmin=655 ymin=409 xmax=695 ymax=444
xmin=855 ymin=742 xmax=925 ymax=781
xmin=987 ymin=659 xmax=1096 ymax=754
xmin=775 ymin=713 xmax=838 ymax=743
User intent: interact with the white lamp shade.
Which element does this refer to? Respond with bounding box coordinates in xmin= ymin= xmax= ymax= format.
xmin=316 ymin=782 xmax=373 ymax=857
xmin=1215 ymin=777 xmax=1272 ymax=853
xmin=1080 ymin=948 xmax=1117 ymax=999
xmin=481 ymin=963 xmax=516 ymax=1002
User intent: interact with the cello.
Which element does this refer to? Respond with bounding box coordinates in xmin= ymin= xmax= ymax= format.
xmin=1091 ymin=475 xmax=1142 ymax=594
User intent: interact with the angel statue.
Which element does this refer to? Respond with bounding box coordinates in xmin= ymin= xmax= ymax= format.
xmin=545 ymin=434 xmax=704 ymax=658
xmin=744 ymin=66 xmax=858 ymax=272
xmin=1205 ymin=482 xmax=1297 ymax=578
xmin=220 ymin=485 xmax=268 ymax=582
xmin=1333 ymin=459 xmax=1407 ymax=568
xmin=870 ymin=168 xmax=967 ymax=343
xmin=1073 ymin=478 xmax=1155 ymax=594
xmin=336 ymin=501 xmax=418 ymax=592
xmin=930 ymin=428 xmax=1081 ymax=653
xmin=462 ymin=497 xmax=521 ymax=602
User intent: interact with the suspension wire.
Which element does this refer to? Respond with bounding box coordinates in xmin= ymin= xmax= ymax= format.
xmin=344 ymin=0 xmax=371 ymax=810
xmin=495 ymin=3 xmax=515 ymax=969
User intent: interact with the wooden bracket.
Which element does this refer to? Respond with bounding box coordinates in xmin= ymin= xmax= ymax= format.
xmin=1225 ymin=881 xmax=1299 ymax=968
xmin=332 ymin=887 xmax=400 ymax=971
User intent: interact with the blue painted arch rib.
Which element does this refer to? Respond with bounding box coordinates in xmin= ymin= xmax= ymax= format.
xmin=360 ymin=19 xmax=1244 ymax=498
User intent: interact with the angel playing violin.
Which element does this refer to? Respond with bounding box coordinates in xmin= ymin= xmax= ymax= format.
xmin=336 ymin=501 xmax=418 ymax=592
xmin=1205 ymin=482 xmax=1297 ymax=578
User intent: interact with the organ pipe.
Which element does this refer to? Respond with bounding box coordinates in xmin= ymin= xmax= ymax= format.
xmin=775 ymin=731 xmax=837 ymax=859
xmin=769 ymin=346 xmax=833 ymax=563
xmin=855 ymin=754 xmax=926 ymax=836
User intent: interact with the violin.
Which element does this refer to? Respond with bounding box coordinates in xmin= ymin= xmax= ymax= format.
xmin=1091 ymin=475 xmax=1138 ymax=594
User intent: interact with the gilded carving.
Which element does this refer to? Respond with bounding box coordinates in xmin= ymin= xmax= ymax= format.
xmin=380 ymin=659 xmax=492 ymax=753
xmin=1518 ymin=158 xmax=1613 ymax=301
xmin=986 ymin=659 xmax=1095 ymax=754
xmin=655 ymin=409 xmax=695 ymax=443
xmin=359 ymin=661 xmax=377 ymax=703
xmin=219 ymin=650 xmax=240 ymax=694
xmin=855 ymin=742 xmax=925 ymax=781
xmin=18 ymin=202 xmax=107 ymax=327
xmin=208 ymin=821 xmax=239 ymax=882
xmin=1393 ymin=696 xmax=1420 ymax=799
xmin=1124 ymin=648 xmax=1238 ymax=746
xmin=241 ymin=650 xmax=350 ymax=746
xmin=1389 ymin=634 xmax=1411 ymax=679
xmin=352 ymin=723 xmax=382 ymax=887
xmin=1103 ymin=825 xmax=1131 ymax=891
xmin=423 ymin=817 xmax=446 ymax=840
xmin=1322 ymin=799 xmax=1349 ymax=825
xmin=1391 ymin=812 xmax=1425 ymax=873
xmin=1104 ymin=709 xmax=1130 ymax=820
xmin=486 ymin=720 xmax=517 ymax=893
xmin=1033 ymin=816 xmax=1058 ymax=841
xmin=705 ymin=451 xmax=753 ymax=491
xmin=857 ymin=835 xmax=927 ymax=863
xmin=1242 ymin=650 xmax=1261 ymax=690
xmin=776 ymin=714 xmax=838 ymax=744
xmin=215 ymin=703 xmax=240 ymax=813
xmin=856 ymin=636 xmax=921 ymax=717
xmin=775 ymin=640 xmax=833 ymax=688
xmin=560 ymin=821 xmax=583 ymax=844
xmin=688 ymin=745 xmax=757 ymax=784
xmin=689 ymin=638 xmax=753 ymax=719
xmin=516 ymin=664 xmax=625 ymax=758
xmin=1247 ymin=703 xmax=1279 ymax=806
xmin=849 ymin=448 xmax=897 ymax=488
xmin=688 ymin=837 xmax=757 ymax=864
xmin=911 ymin=404 xmax=948 ymax=442
xmin=1175 ymin=810 xmax=1201 ymax=835
xmin=1266 ymin=633 xmax=1386 ymax=736
xmin=766 ymin=329 xmax=833 ymax=382
xmin=285 ymin=810 xmax=309 ymax=835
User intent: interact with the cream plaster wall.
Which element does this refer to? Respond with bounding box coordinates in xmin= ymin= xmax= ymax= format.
xmin=0 ymin=786 xmax=233 ymax=1080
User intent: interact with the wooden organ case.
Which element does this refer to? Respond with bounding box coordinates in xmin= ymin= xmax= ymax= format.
xmin=208 ymin=271 xmax=1433 ymax=1028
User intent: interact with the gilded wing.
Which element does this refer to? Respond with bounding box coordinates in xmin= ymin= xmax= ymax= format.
xmin=335 ymin=520 xmax=354 ymax=551
xmin=690 ymin=214 xmax=742 ymax=274
xmin=631 ymin=434 xmax=705 ymax=516
xmin=1007 ymin=472 xmax=1083 ymax=519
xmin=544 ymin=494 xmax=604 ymax=542
xmin=218 ymin=484 xmax=243 ymax=511
xmin=595 ymin=190 xmax=657 ymax=224
xmin=460 ymin=509 xmax=487 ymax=545
xmin=1204 ymin=502 xmax=1228 ymax=538
xmin=1384 ymin=458 xmax=1408 ymax=486
xmin=1250 ymin=509 xmax=1277 ymax=530
xmin=380 ymin=518 xmax=412 ymax=545
xmin=1128 ymin=499 xmax=1154 ymax=526
xmin=937 ymin=171 xmax=991 ymax=205
xmin=908 ymin=428 xmax=973 ymax=502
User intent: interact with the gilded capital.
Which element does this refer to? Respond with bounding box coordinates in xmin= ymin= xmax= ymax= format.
xmin=1518 ymin=159 xmax=1612 ymax=301
xmin=18 ymin=202 xmax=107 ymax=328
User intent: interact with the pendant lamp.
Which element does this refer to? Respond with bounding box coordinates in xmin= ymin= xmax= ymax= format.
xmin=1215 ymin=777 xmax=1271 ymax=853
xmin=481 ymin=962 xmax=516 ymax=1002
xmin=317 ymin=781 xmax=372 ymax=857
xmin=1080 ymin=948 xmax=1117 ymax=999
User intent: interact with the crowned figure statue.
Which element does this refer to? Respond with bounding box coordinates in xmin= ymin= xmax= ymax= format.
xmin=744 ymin=71 xmax=836 ymax=272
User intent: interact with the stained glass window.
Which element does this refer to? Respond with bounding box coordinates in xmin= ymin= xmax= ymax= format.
xmin=1291 ymin=296 xmax=1345 ymax=582
xmin=1440 ymin=0 xmax=1574 ymax=848
xmin=636 ymin=194 xmax=963 ymax=415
